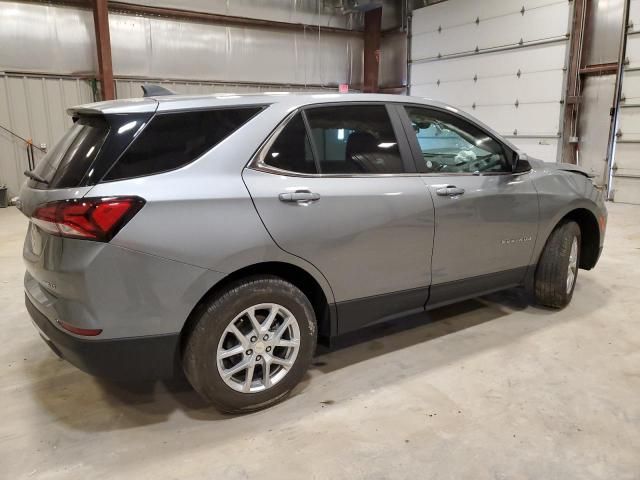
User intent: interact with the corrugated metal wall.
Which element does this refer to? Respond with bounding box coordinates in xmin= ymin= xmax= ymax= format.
xmin=409 ymin=0 xmax=570 ymax=162
xmin=0 ymin=0 xmax=392 ymax=196
xmin=0 ymin=74 xmax=95 ymax=197
xmin=615 ymin=0 xmax=640 ymax=204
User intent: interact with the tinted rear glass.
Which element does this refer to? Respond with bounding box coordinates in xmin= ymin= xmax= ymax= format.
xmin=104 ymin=107 xmax=263 ymax=181
xmin=264 ymin=113 xmax=317 ymax=174
xmin=31 ymin=116 xmax=109 ymax=189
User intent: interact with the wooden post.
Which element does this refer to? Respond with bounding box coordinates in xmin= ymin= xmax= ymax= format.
xmin=92 ymin=0 xmax=115 ymax=100
xmin=363 ymin=7 xmax=382 ymax=93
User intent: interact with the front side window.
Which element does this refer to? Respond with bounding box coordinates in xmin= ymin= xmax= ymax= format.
xmin=305 ymin=105 xmax=404 ymax=174
xmin=405 ymin=106 xmax=510 ymax=174
xmin=105 ymin=106 xmax=263 ymax=181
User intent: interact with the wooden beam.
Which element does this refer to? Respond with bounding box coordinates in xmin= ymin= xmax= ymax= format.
xmin=560 ymin=0 xmax=587 ymax=165
xmin=92 ymin=0 xmax=115 ymax=100
xmin=363 ymin=7 xmax=382 ymax=93
xmin=579 ymin=62 xmax=619 ymax=76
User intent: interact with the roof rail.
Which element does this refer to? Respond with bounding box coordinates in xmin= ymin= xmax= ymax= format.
xmin=141 ymin=84 xmax=176 ymax=97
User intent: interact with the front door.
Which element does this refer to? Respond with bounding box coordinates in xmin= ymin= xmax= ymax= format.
xmin=243 ymin=103 xmax=435 ymax=333
xmin=397 ymin=104 xmax=539 ymax=305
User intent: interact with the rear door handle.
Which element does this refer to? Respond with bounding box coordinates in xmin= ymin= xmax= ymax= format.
xmin=435 ymin=185 xmax=465 ymax=197
xmin=279 ymin=190 xmax=321 ymax=202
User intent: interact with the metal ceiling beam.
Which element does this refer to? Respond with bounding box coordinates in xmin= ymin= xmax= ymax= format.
xmin=363 ymin=7 xmax=382 ymax=93
xmin=92 ymin=0 xmax=115 ymax=100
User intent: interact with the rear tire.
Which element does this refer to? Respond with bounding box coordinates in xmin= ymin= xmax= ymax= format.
xmin=534 ymin=220 xmax=581 ymax=308
xmin=182 ymin=275 xmax=316 ymax=414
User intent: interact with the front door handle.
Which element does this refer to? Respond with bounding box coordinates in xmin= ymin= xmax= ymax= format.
xmin=435 ymin=185 xmax=465 ymax=197
xmin=279 ymin=190 xmax=321 ymax=203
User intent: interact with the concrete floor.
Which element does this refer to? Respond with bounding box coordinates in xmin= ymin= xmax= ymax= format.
xmin=1 ymin=203 xmax=639 ymax=479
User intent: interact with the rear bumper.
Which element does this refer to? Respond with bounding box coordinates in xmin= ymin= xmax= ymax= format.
xmin=25 ymin=294 xmax=180 ymax=381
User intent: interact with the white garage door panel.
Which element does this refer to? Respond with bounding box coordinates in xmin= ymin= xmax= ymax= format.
xmin=411 ymin=69 xmax=564 ymax=107
xmin=410 ymin=0 xmax=567 ymax=165
xmin=613 ymin=143 xmax=640 ymax=173
xmin=629 ymin=0 xmax=640 ymax=29
xmin=617 ymin=107 xmax=640 ymax=140
xmin=621 ymin=70 xmax=640 ymax=102
xmin=411 ymin=3 xmax=568 ymax=60
xmin=508 ymin=137 xmax=559 ymax=162
xmin=410 ymin=43 xmax=566 ymax=82
xmin=623 ymin=34 xmax=640 ymax=67
xmin=613 ymin=2 xmax=640 ymax=204
xmin=473 ymin=103 xmax=561 ymax=136
xmin=411 ymin=0 xmax=569 ymax=36
xmin=612 ymin=177 xmax=640 ymax=204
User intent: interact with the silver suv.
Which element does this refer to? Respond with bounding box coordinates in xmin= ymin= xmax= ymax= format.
xmin=19 ymin=92 xmax=607 ymax=412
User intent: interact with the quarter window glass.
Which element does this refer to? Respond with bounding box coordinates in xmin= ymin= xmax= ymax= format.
xmin=264 ymin=113 xmax=317 ymax=174
xmin=305 ymin=105 xmax=405 ymax=174
xmin=105 ymin=107 xmax=262 ymax=180
xmin=405 ymin=106 xmax=509 ymax=174
xmin=31 ymin=116 xmax=110 ymax=189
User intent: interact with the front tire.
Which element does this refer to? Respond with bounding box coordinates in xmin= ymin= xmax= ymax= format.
xmin=534 ymin=220 xmax=581 ymax=308
xmin=182 ymin=275 xmax=317 ymax=413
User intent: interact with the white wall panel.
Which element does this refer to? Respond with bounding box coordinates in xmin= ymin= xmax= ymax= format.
xmin=109 ymin=12 xmax=363 ymax=87
xmin=409 ymin=0 xmax=568 ymax=162
xmin=577 ymin=75 xmax=616 ymax=183
xmin=0 ymin=2 xmax=96 ymax=75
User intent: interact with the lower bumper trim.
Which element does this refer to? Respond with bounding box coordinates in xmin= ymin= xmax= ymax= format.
xmin=25 ymin=294 xmax=180 ymax=381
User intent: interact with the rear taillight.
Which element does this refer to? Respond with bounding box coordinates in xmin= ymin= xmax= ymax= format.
xmin=31 ymin=196 xmax=145 ymax=242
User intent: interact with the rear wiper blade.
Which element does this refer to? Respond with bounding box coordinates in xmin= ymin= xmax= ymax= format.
xmin=23 ymin=170 xmax=49 ymax=185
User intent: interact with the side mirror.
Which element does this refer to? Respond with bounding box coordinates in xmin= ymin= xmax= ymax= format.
xmin=512 ymin=152 xmax=531 ymax=173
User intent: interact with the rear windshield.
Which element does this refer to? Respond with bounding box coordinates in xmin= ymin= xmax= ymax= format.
xmin=104 ymin=107 xmax=263 ymax=181
xmin=29 ymin=106 xmax=263 ymax=189
xmin=31 ymin=116 xmax=110 ymax=189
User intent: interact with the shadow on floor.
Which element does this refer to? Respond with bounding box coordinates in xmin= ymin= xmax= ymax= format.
xmin=23 ymin=280 xmax=607 ymax=432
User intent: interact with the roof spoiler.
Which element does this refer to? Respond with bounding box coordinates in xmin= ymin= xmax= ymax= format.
xmin=141 ymin=84 xmax=176 ymax=97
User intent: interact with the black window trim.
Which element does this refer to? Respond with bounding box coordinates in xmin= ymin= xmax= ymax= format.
xmin=392 ymin=103 xmax=518 ymax=177
xmin=251 ymin=101 xmax=420 ymax=178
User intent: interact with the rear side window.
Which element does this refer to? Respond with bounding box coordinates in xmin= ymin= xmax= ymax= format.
xmin=264 ymin=113 xmax=317 ymax=174
xmin=305 ymin=105 xmax=404 ymax=174
xmin=105 ymin=107 xmax=262 ymax=181
xmin=31 ymin=116 xmax=110 ymax=189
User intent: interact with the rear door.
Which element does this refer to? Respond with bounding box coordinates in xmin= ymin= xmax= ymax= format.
xmin=396 ymin=104 xmax=539 ymax=305
xmin=243 ymin=103 xmax=435 ymax=334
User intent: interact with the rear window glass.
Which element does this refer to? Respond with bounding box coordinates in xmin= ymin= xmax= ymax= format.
xmin=104 ymin=107 xmax=263 ymax=181
xmin=31 ymin=116 xmax=109 ymax=189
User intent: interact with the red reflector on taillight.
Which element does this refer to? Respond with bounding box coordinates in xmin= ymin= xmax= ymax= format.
xmin=32 ymin=196 xmax=145 ymax=242
xmin=57 ymin=320 xmax=103 ymax=336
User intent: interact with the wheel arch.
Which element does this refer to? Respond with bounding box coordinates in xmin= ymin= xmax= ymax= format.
xmin=536 ymin=207 xmax=601 ymax=270
xmin=180 ymin=261 xmax=336 ymax=346
xmin=562 ymin=208 xmax=600 ymax=270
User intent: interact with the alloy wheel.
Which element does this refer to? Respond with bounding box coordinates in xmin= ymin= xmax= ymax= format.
xmin=566 ymin=236 xmax=578 ymax=294
xmin=216 ymin=303 xmax=301 ymax=393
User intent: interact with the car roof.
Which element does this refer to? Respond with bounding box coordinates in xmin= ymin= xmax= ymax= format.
xmin=68 ymin=92 xmax=521 ymax=152
xmin=69 ymin=92 xmax=453 ymax=115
